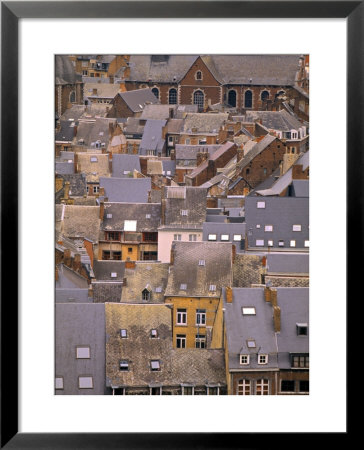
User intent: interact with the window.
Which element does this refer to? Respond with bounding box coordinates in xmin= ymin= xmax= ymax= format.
xmin=78 ymin=376 xmax=93 ymax=389
xmin=151 ymin=87 xmax=159 ymax=99
xmin=198 ymin=259 xmax=205 ymax=266
xmin=233 ymin=234 xmax=242 ymax=241
xmin=120 ymin=329 xmax=127 ymax=338
xmin=281 ymin=380 xmax=295 ymax=392
xmin=304 ymin=240 xmax=310 ymax=247
xmin=185 ymin=138 xmax=191 ymax=145
xmin=296 ymin=323 xmax=308 ymax=336
xmin=247 ymin=339 xmax=256 ymax=348
xmin=128 ymin=247 xmax=133 ymax=253
xmin=182 ymin=386 xmax=194 ymax=395
xmin=256 ymin=379 xmax=269 ymax=395
xmin=180 ymin=209 xmax=188 ymax=216
xmin=76 ymin=346 xmax=90 ymax=359
xmin=208 ymin=234 xmax=217 ymax=241
xmin=257 ymin=201 xmax=265 ymax=209
xmin=151 ymin=329 xmax=158 ymax=338
xmin=258 ymin=354 xmax=268 ymax=364
xmin=265 ymin=225 xmax=273 ymax=232
xmin=208 ymin=386 xmax=219 ymax=395
xmin=119 ymin=360 xmax=129 ymax=371
xmin=193 ymin=90 xmax=204 ymax=110
xmin=278 ymin=240 xmax=285 ymax=247
xmin=110 ymin=272 xmax=117 ymax=278
xmin=290 ymin=240 xmax=296 ymax=247
xmin=145 ymin=214 xmax=151 ymax=219
xmin=196 ymin=309 xmax=206 ymax=325
xmin=240 ymin=355 xmax=250 ymax=365
xmin=112 ymin=252 xmax=121 ymax=260
xmin=209 ymin=284 xmax=216 ymax=292
xmin=169 ymin=88 xmax=177 ymax=104
xmin=93 ymin=185 xmax=99 ymax=194
xmin=242 ymin=307 xmax=256 ymax=316
xmin=107 ymin=231 xmax=120 ymax=241
xmin=221 ymin=234 xmax=229 ymax=241
xmin=90 ymin=156 xmax=98 ymax=162
xmin=291 ymin=354 xmax=309 ymax=368
xmin=268 ymin=240 xmax=273 ymax=247
xmin=256 ymin=224 xmax=261 ymax=229
xmin=189 ymin=234 xmax=197 ymax=242
xmin=244 ymin=90 xmax=253 ymax=108
xmin=255 ymin=239 xmax=264 ymax=246
xmin=195 ymin=334 xmax=206 ymax=348
xmin=55 ymin=377 xmax=64 ymax=390
xmin=106 ymin=213 xmax=113 ymax=219
xmin=124 ymin=220 xmax=137 ymax=231
xmin=180 ymin=283 xmax=187 ymax=290
xmin=177 ymin=309 xmax=187 ymax=325
xmin=292 ymin=224 xmax=302 ymax=231
xmin=261 ymin=90 xmax=269 ymax=102
xmin=174 ymin=234 xmax=182 ymax=241
xmin=102 ymin=250 xmax=111 ymax=260
xmin=195 ymin=70 xmax=202 ymax=80
xmin=299 ymin=380 xmax=309 ymax=392
xmin=150 ymin=360 xmax=160 ymax=371
xmin=70 ymin=91 xmax=76 ymax=103
xmin=238 ymin=379 xmax=251 ymax=395
xmin=228 ymin=90 xmax=237 ymax=107
xmin=142 ymin=289 xmax=151 ymax=301
xmin=176 ymin=334 xmax=186 ymax=348
xmin=123 ymin=170 xmax=130 ymax=175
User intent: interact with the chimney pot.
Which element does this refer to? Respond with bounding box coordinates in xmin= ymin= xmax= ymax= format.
xmin=273 ymin=305 xmax=281 ymax=332
xmin=225 ymin=286 xmax=233 ymax=303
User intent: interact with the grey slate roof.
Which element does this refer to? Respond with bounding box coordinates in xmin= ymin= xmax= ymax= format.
xmin=175 ymin=144 xmax=221 ymax=161
xmin=202 ymin=222 xmax=246 ymax=251
xmin=118 ymin=88 xmax=160 ymax=113
xmin=182 ymin=113 xmax=228 ymax=134
xmin=162 ymin=159 xmax=176 ymax=176
xmin=103 ymin=202 xmax=161 ymax=232
xmin=55 ymin=55 xmax=81 ymax=85
xmin=266 ymin=253 xmax=309 ymax=275
xmin=61 ymin=205 xmax=101 ymax=242
xmin=99 ymin=176 xmax=151 ymax=203
xmin=123 ymin=117 xmax=145 ymax=137
xmin=187 ymin=142 xmax=236 ymax=179
xmin=55 ymin=161 xmax=75 ymax=175
xmin=93 ymin=260 xmax=126 ymax=281
xmin=55 ymin=120 xmax=76 ymax=142
xmin=162 ymin=186 xmax=207 ymax=226
xmin=291 ymin=180 xmax=309 ymax=197
xmin=84 ymin=83 xmax=121 ymax=100
xmin=56 ymin=288 xmax=90 ymax=303
xmin=223 ymin=287 xmax=278 ymax=371
xmin=121 ymin=262 xmax=169 ymax=303
xmin=174 ymin=104 xmax=198 ymax=118
xmin=245 ymin=196 xmax=309 ymax=249
xmin=140 ymin=104 xmax=175 ymax=120
xmin=56 ymin=174 xmax=87 ymax=200
xmin=75 ymin=117 xmax=116 ymax=148
xmin=139 ymin=119 xmax=167 ymax=155
xmin=55 ymin=264 xmax=89 ymax=290
xmin=111 ymin=154 xmax=141 ymax=178
xmin=165 ymin=241 xmax=232 ymax=297
xmin=55 ymin=303 xmax=106 ymax=395
xmin=92 ymin=283 xmax=123 ymax=303
xmin=244 ymin=110 xmax=303 ymax=132
xmin=276 ymin=287 xmax=309 ymax=369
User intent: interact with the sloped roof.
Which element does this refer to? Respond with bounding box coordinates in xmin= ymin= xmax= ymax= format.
xmin=75 ymin=117 xmax=116 ymax=148
xmin=55 ymin=120 xmax=76 ymax=142
xmin=237 ymin=134 xmax=277 ymax=171
xmin=77 ymin=153 xmax=110 ymax=183
xmin=84 ymin=83 xmax=121 ymax=99
xmin=244 ymin=110 xmax=304 ymax=132
xmin=266 ymin=253 xmax=309 ymax=275
xmin=55 ymin=55 xmax=80 ymax=85
xmin=93 ymin=260 xmax=126 ymax=281
xmin=165 ymin=241 xmax=232 ymax=297
xmin=62 ymin=205 xmax=101 ymax=242
xmin=187 ymin=142 xmax=236 ymax=179
xmin=112 ymin=154 xmax=141 ymax=177
xmin=162 ymin=186 xmax=207 ymax=226
xmin=118 ymin=88 xmax=160 ymax=112
xmin=139 ymin=119 xmax=167 ymax=154
xmin=182 ymin=113 xmax=228 ymax=134
xmin=103 ymin=202 xmax=161 ymax=232
xmin=175 ymin=144 xmax=221 ymax=161
xmin=140 ymin=104 xmax=175 ymax=120
xmin=100 ymin=176 xmax=151 ymax=203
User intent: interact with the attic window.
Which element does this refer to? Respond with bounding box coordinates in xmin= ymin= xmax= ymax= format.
xmin=124 ymin=220 xmax=137 ymax=231
xmin=180 ymin=283 xmax=187 ymax=290
xmin=142 ymin=289 xmax=151 ymax=301
xmin=240 ymin=355 xmax=250 ymax=365
xmin=257 ymin=201 xmax=265 ymax=209
xmin=296 ymin=323 xmax=308 ymax=336
xmin=106 ymin=214 xmax=113 ymax=219
xmin=76 ymin=346 xmax=90 ymax=359
xmin=180 ymin=210 xmax=189 ymax=216
xmin=233 ymin=234 xmax=242 ymax=241
xmin=55 ymin=377 xmax=64 ymax=390
xmin=247 ymin=339 xmax=256 ymax=348
xmin=150 ymin=360 xmax=160 ymax=371
xmin=110 ymin=272 xmax=117 ymax=278
xmin=151 ymin=329 xmax=158 ymax=338
xmin=209 ymin=284 xmax=216 ymax=292
xmin=293 ymin=224 xmax=302 ymax=231
xmin=90 ymin=157 xmax=98 ymax=162
xmin=123 ymin=170 xmax=130 ymax=175
xmin=242 ymin=307 xmax=256 ymax=315
xmin=208 ymin=234 xmax=217 ymax=241
xmin=120 ymin=329 xmax=127 ymax=338
xmin=198 ymin=260 xmax=205 ymax=266
xmin=278 ymin=240 xmax=285 ymax=247
xmin=155 ymin=287 xmax=162 ymax=293
xmin=221 ymin=234 xmax=229 ymax=241
xmin=258 ymin=354 xmax=268 ymax=365
xmin=119 ymin=360 xmax=129 ymax=371
xmin=146 ymin=214 xmax=151 ymax=219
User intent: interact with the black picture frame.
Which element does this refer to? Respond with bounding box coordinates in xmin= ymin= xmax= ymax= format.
xmin=1 ymin=1 xmax=357 ymax=448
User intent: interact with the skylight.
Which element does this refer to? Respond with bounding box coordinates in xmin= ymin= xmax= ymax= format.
xmin=242 ymin=307 xmax=256 ymax=315
xmin=124 ymin=220 xmax=137 ymax=231
xmin=247 ymin=339 xmax=256 ymax=348
xmin=180 ymin=283 xmax=187 ymax=290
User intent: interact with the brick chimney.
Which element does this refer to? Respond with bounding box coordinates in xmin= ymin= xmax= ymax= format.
xmin=125 ymin=261 xmax=136 ymax=270
xmin=64 ymin=249 xmax=71 ymax=267
xmin=55 ymin=265 xmax=59 ymax=282
xmin=225 ymin=286 xmax=233 ymax=303
xmin=237 ymin=146 xmax=244 ymax=163
xmin=99 ymin=187 xmax=105 ymax=197
xmin=170 ymin=246 xmax=175 ymax=265
xmin=64 ymin=181 xmax=70 ymax=200
xmin=270 ymin=288 xmax=277 ymax=307
xmin=232 ymin=244 xmax=236 ymax=264
xmin=264 ymin=286 xmax=271 ymax=302
xmin=273 ymin=305 xmax=281 ymax=332
xmin=99 ymin=201 xmax=104 ymax=220
xmin=73 ymin=253 xmax=81 ymax=272
xmin=161 ymin=198 xmax=166 ymax=225
xmin=196 ymin=151 xmax=209 ymax=166
xmin=123 ymin=277 xmax=127 ymax=287
xmin=170 ymin=149 xmax=176 ymax=161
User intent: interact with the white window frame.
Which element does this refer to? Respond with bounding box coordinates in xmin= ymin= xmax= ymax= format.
xmin=255 ymin=239 xmax=264 ymax=247
xmin=237 ymin=379 xmax=251 ymax=395
xmin=221 ymin=234 xmax=229 ymax=241
xmin=76 ymin=346 xmax=91 ymax=359
xmin=174 ymin=234 xmax=182 ymax=241
xmin=180 ymin=209 xmax=189 ymax=216
xmin=55 ymin=376 xmax=64 ymax=390
xmin=242 ymin=307 xmax=256 ymax=315
xmin=78 ymin=376 xmax=94 ymax=389
xmin=304 ymin=240 xmax=310 ymax=247
xmin=208 ymin=234 xmax=217 ymax=241
xmin=93 ymin=185 xmax=99 ymax=194
xmin=233 ymin=234 xmax=242 ymax=241
xmin=189 ymin=234 xmax=197 ymax=242
xmin=196 ymin=309 xmax=206 ymax=326
xmin=257 ymin=201 xmax=265 ymax=209
xmin=182 ymin=385 xmax=194 ymax=395
xmin=278 ymin=240 xmax=285 ymax=247
xmin=265 ymin=225 xmax=273 ymax=232
xmin=150 ymin=360 xmax=161 ymax=371
xmin=267 ymin=240 xmax=273 ymax=247
xmin=292 ymin=224 xmax=302 ymax=231
xmin=176 ymin=334 xmax=186 ymax=348
xmin=258 ymin=354 xmax=268 ymax=365
xmin=120 ymin=329 xmax=127 ymax=338
xmin=256 ymin=379 xmax=269 ymax=395
xmin=240 ymin=355 xmax=250 ymax=365
xmin=195 ymin=334 xmax=206 ymax=348
xmin=176 ymin=309 xmax=187 ymax=325
xmin=290 ymin=240 xmax=296 ymax=247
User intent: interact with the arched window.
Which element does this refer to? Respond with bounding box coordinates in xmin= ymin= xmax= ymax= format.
xmin=275 ymin=90 xmax=286 ymax=99
xmin=228 ymin=90 xmax=237 ymax=107
xmin=237 ymin=379 xmax=251 ymax=395
xmin=151 ymin=87 xmax=159 ymax=99
xmin=193 ymin=90 xmax=204 ymax=110
xmin=169 ymin=88 xmax=177 ymax=104
xmin=195 ymin=71 xmax=202 ymax=80
xmin=261 ymin=90 xmax=269 ymax=102
xmin=244 ymin=90 xmax=252 ymax=108
xmin=70 ymin=91 xmax=76 ymax=103
xmin=256 ymin=379 xmax=269 ymax=395
xmin=142 ymin=289 xmax=151 ymax=301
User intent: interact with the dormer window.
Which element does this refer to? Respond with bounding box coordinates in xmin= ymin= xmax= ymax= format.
xmin=198 ymin=260 xmax=205 ymax=266
xmin=119 ymin=360 xmax=129 ymax=371
xmin=180 ymin=210 xmax=188 ymax=216
xmin=296 ymin=323 xmax=308 ymax=336
xmin=209 ymin=284 xmax=216 ymax=292
xmin=240 ymin=354 xmax=250 ymax=365
xmin=151 ymin=329 xmax=158 ymax=338
xmin=142 ymin=288 xmax=151 ymax=301
xmin=110 ymin=272 xmax=117 ymax=278
xmin=120 ymin=329 xmax=127 ymax=338
xmin=258 ymin=354 xmax=268 ymax=365
xmin=180 ymin=283 xmax=187 ymax=291
xmin=150 ymin=360 xmax=161 ymax=371
xmin=195 ymin=71 xmax=203 ymax=80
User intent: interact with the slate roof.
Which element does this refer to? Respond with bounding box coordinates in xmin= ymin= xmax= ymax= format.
xmin=187 ymin=142 xmax=236 ymax=179
xmin=223 ymin=287 xmax=278 ymax=371
xmin=56 ymin=303 xmax=106 ymax=395
xmin=75 ymin=117 xmax=116 ymax=148
xmin=61 ymin=104 xmax=110 ymax=121
xmin=62 ymin=205 xmax=101 ymax=242
xmin=232 ymin=254 xmax=264 ymax=288
xmin=92 ymin=283 xmax=123 ymax=303
xmin=140 ymin=104 xmax=175 ymax=120
xmin=174 ymin=104 xmax=198 ymax=118
xmin=121 ymin=262 xmax=169 ymax=303
xmin=162 ymin=159 xmax=176 ymax=176
xmin=139 ymin=119 xmax=167 ymax=155
xmin=56 ymin=174 xmax=87 ymax=200
xmin=266 ymin=253 xmax=309 ymax=275
xmin=84 ymin=83 xmax=121 ymax=99
xmin=55 ymin=264 xmax=89 ymax=289
xmin=182 ymin=113 xmax=228 ymax=134
xmin=118 ymin=88 xmax=160 ymax=113
xmin=55 ymin=55 xmax=81 ymax=85
xmin=202 ymin=222 xmax=246 ymax=250
xmin=55 ymin=161 xmax=75 ymax=175
xmin=162 ymin=186 xmax=207 ymax=226
xmin=93 ymin=260 xmax=126 ymax=281
xmin=123 ymin=117 xmax=145 ymax=136
xmin=244 ymin=110 xmax=303 ymax=132
xmin=276 ymin=287 xmax=309 ymax=369
xmin=102 ymin=202 xmax=161 ymax=232
xmin=237 ymin=134 xmax=277 ymax=172
xmin=175 ymin=144 xmax=221 ymax=161
xmin=55 ymin=120 xmax=76 ymax=142
xmin=105 ymin=303 xmax=226 ymax=388
xmin=165 ymin=241 xmax=232 ymax=297
xmin=291 ymin=180 xmax=309 ymax=197
xmin=99 ymin=176 xmax=151 ymax=203
xmin=147 ymin=159 xmax=163 ymax=175
xmin=165 ymin=118 xmax=184 ymax=134
xmin=76 ymin=153 xmax=110 ymax=183
xmin=56 ymin=288 xmax=90 ymax=303
xmin=111 ymin=154 xmax=141 ymax=177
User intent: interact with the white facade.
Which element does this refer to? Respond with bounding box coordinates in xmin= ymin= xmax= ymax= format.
xmin=157 ymin=229 xmax=203 ymax=263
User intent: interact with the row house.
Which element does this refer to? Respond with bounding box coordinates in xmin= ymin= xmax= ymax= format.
xmin=99 ymin=202 xmax=161 ymax=261
xmin=164 ymin=241 xmax=233 ymax=350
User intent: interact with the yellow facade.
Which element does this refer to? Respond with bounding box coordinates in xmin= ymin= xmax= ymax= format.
xmin=165 ymin=296 xmax=224 ymax=349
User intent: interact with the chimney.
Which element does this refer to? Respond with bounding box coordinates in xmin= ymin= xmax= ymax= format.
xmin=125 ymin=261 xmax=136 ymax=270
xmin=99 ymin=187 xmax=105 ymax=197
xmin=109 ymin=122 xmax=115 ymax=136
xmin=92 ymin=88 xmax=98 ymax=96
xmin=170 ymin=246 xmax=175 ymax=265
xmin=64 ymin=249 xmax=71 ymax=267
xmin=270 ymin=288 xmax=277 ymax=307
xmin=170 ymin=149 xmax=176 ymax=161
xmin=55 ymin=265 xmax=59 ymax=282
xmin=99 ymin=201 xmax=104 ymax=220
xmin=123 ymin=277 xmax=127 ymax=287
xmin=147 ymin=190 xmax=152 ymax=203
xmin=237 ymin=147 xmax=244 ymax=163
xmin=73 ymin=253 xmax=81 ymax=272
xmin=64 ymin=181 xmax=70 ymax=200
xmin=232 ymin=244 xmax=236 ymax=264
xmin=225 ymin=286 xmax=233 ymax=303
xmin=161 ymin=198 xmax=166 ymax=225
xmin=88 ymin=285 xmax=93 ymax=299
xmin=264 ymin=286 xmax=271 ymax=302
xmin=273 ymin=305 xmax=281 ymax=332
xmin=196 ymin=151 xmax=209 ymax=166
